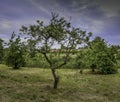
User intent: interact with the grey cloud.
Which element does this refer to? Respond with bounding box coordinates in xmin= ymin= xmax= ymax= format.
xmin=0 ymin=0 xmax=120 ymax=45
xmin=0 ymin=17 xmax=13 ymax=34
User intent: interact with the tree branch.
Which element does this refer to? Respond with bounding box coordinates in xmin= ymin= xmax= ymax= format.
xmin=42 ymin=53 xmax=52 ymax=67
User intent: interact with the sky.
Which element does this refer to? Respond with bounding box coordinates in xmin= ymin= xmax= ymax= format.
xmin=0 ymin=0 xmax=120 ymax=45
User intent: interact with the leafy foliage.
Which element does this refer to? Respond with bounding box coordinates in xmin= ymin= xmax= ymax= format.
xmin=5 ymin=33 xmax=26 ymax=69
xmin=75 ymin=49 xmax=88 ymax=73
xmin=87 ymin=36 xmax=117 ymax=74
xmin=0 ymin=38 xmax=4 ymax=63
xmin=20 ymin=13 xmax=92 ymax=88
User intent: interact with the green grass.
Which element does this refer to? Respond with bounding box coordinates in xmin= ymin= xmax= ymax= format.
xmin=0 ymin=65 xmax=120 ymax=102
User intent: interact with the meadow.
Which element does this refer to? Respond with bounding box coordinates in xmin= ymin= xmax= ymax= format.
xmin=0 ymin=64 xmax=120 ymax=102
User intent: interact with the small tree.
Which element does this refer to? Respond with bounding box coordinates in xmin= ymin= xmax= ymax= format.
xmin=20 ymin=13 xmax=91 ymax=89
xmin=26 ymin=39 xmax=37 ymax=58
xmin=75 ymin=49 xmax=88 ymax=73
xmin=87 ymin=36 xmax=117 ymax=74
xmin=0 ymin=38 xmax=4 ymax=63
xmin=5 ymin=33 xmax=25 ymax=69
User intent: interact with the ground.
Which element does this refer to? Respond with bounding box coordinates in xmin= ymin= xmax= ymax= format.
xmin=0 ymin=64 xmax=120 ymax=102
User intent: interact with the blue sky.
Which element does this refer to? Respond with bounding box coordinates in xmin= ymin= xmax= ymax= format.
xmin=0 ymin=0 xmax=120 ymax=45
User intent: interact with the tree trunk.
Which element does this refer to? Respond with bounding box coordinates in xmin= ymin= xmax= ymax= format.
xmin=14 ymin=62 xmax=18 ymax=69
xmin=91 ymin=64 xmax=96 ymax=72
xmin=51 ymin=69 xmax=59 ymax=89
xmin=92 ymin=67 xmax=95 ymax=72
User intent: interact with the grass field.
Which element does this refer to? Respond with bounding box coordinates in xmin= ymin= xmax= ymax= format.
xmin=0 ymin=65 xmax=120 ymax=102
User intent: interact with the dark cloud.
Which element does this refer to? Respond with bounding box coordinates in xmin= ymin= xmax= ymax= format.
xmin=0 ymin=0 xmax=120 ymax=45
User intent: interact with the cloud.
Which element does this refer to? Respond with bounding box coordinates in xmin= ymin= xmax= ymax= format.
xmin=97 ymin=0 xmax=120 ymax=17
xmin=29 ymin=0 xmax=61 ymax=16
xmin=22 ymin=0 xmax=120 ymax=45
xmin=0 ymin=0 xmax=120 ymax=45
xmin=0 ymin=17 xmax=12 ymax=34
xmin=0 ymin=15 xmax=47 ymax=41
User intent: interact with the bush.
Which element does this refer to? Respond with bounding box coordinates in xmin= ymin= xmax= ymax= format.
xmin=96 ymin=52 xmax=117 ymax=74
xmin=81 ymin=36 xmax=118 ymax=74
xmin=5 ymin=33 xmax=26 ymax=69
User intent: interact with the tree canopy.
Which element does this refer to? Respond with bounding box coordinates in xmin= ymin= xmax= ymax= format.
xmin=87 ymin=36 xmax=118 ymax=74
xmin=0 ymin=38 xmax=4 ymax=64
xmin=5 ymin=33 xmax=26 ymax=69
xmin=20 ymin=13 xmax=92 ymax=88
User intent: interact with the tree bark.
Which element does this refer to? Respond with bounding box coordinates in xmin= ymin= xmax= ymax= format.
xmin=91 ymin=64 xmax=96 ymax=72
xmin=51 ymin=68 xmax=59 ymax=89
xmin=92 ymin=68 xmax=95 ymax=72
xmin=14 ymin=62 xmax=18 ymax=69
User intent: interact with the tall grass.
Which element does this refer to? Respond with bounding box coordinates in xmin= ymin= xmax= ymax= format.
xmin=0 ymin=66 xmax=120 ymax=102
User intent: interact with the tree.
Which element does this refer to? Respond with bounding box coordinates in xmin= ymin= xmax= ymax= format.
xmin=5 ymin=33 xmax=26 ymax=69
xmin=20 ymin=13 xmax=91 ymax=89
xmin=75 ymin=49 xmax=88 ymax=73
xmin=26 ymin=39 xmax=37 ymax=58
xmin=87 ymin=36 xmax=117 ymax=74
xmin=110 ymin=45 xmax=120 ymax=60
xmin=0 ymin=38 xmax=4 ymax=63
